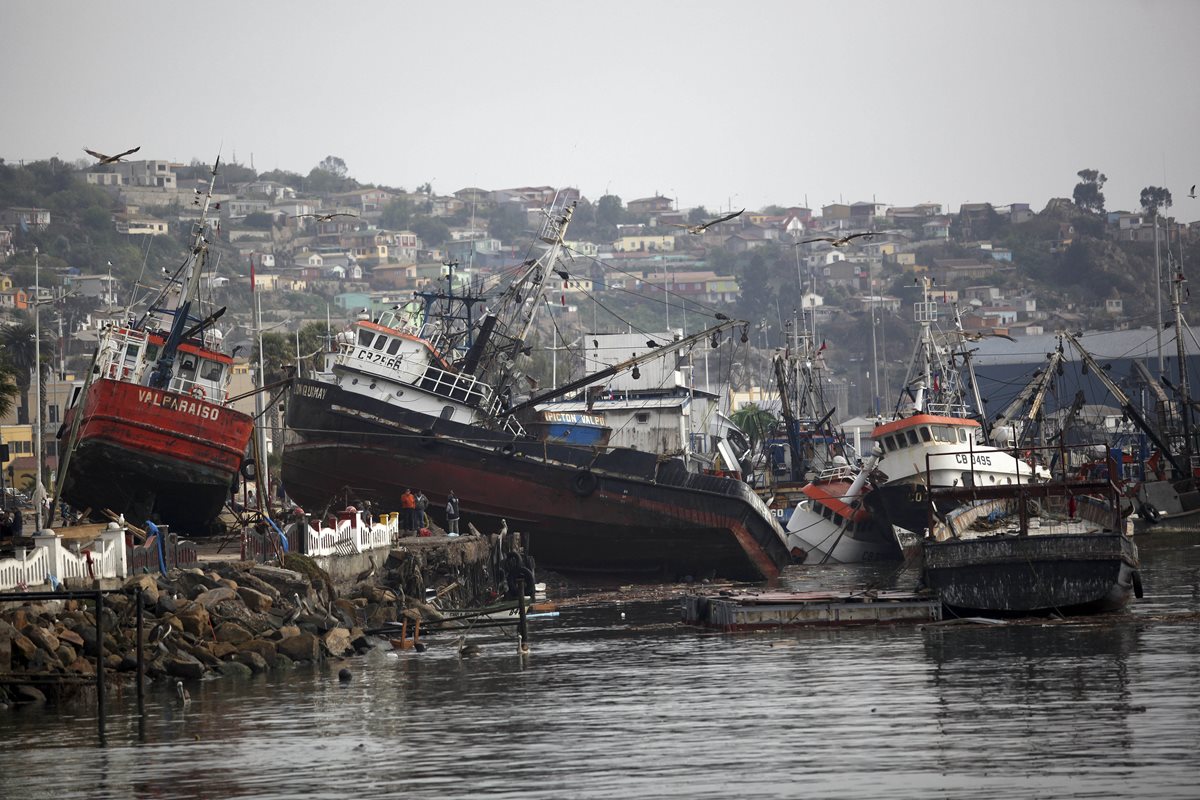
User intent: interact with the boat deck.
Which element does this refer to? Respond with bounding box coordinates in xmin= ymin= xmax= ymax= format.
xmin=682 ymin=590 xmax=941 ymax=631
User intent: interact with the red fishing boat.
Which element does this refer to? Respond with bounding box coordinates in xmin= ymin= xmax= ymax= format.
xmin=56 ymin=158 xmax=254 ymax=533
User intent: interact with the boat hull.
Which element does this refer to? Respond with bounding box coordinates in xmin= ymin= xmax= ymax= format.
xmin=922 ymin=532 xmax=1140 ymax=616
xmin=59 ymin=379 xmax=254 ymax=532
xmin=282 ymin=379 xmax=791 ymax=581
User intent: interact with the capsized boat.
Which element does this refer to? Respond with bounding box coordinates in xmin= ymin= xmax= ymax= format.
xmin=56 ymin=158 xmax=254 ymax=533
xmin=784 ymin=453 xmax=902 ymax=564
xmin=281 ymin=197 xmax=791 ymax=581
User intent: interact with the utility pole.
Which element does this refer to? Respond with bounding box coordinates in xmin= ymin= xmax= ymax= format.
xmin=33 ymin=247 xmax=44 ymax=531
xmin=1155 ymin=212 xmax=1164 ymax=373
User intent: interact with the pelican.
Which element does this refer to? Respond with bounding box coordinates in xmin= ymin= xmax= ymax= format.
xmin=84 ymin=146 xmax=140 ymax=164
xmin=801 ymin=232 xmax=877 ymax=247
xmin=176 ymin=680 xmax=191 ymax=705
xmin=666 ymin=208 xmax=744 ymax=235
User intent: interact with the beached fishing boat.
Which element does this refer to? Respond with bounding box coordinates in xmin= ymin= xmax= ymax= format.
xmin=921 ymin=452 xmax=1141 ymax=617
xmin=281 ymin=196 xmax=791 ymax=581
xmin=56 ymin=158 xmax=255 ymax=533
xmin=866 ymin=280 xmax=1049 ymax=535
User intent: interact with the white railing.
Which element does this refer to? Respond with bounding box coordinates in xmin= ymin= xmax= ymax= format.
xmin=0 ymin=526 xmax=129 ymax=591
xmin=303 ymin=510 xmax=399 ymax=558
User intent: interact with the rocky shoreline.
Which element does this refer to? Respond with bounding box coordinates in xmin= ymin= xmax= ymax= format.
xmin=0 ymin=536 xmax=510 ymax=708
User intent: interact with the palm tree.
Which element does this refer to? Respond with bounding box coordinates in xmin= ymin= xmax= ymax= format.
xmin=730 ymin=402 xmax=778 ymax=451
xmin=0 ymin=316 xmax=44 ymax=422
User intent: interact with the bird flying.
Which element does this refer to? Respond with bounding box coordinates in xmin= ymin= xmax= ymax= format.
xmin=294 ymin=212 xmax=357 ymax=222
xmin=554 ymin=269 xmax=570 ymax=281
xmin=801 ymin=232 xmax=877 ymax=247
xmin=1190 ymin=184 xmax=1197 ymax=199
xmin=667 ymin=208 xmax=745 ymax=235
xmin=84 ymin=146 xmax=141 ymax=164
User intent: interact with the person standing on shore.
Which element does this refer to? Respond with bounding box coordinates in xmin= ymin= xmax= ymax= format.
xmin=400 ymin=488 xmax=417 ymax=532
xmin=416 ymin=490 xmax=429 ymax=529
xmin=446 ymin=490 xmax=460 ymax=537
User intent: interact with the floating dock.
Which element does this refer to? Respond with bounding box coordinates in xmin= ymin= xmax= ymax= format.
xmin=682 ymin=590 xmax=942 ymax=631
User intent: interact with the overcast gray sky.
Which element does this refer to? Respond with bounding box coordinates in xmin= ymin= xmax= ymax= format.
xmin=3 ymin=0 xmax=1198 ymax=218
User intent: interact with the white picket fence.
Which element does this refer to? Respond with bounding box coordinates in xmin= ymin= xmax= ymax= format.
xmin=0 ymin=526 xmax=129 ymax=592
xmin=302 ymin=509 xmax=399 ymax=557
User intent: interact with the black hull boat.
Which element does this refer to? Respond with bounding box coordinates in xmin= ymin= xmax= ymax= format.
xmin=921 ymin=472 xmax=1141 ymax=617
xmin=923 ymin=532 xmax=1140 ymax=617
xmin=283 ymin=378 xmax=791 ymax=581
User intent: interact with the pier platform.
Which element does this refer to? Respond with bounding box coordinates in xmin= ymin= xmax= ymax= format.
xmin=682 ymin=590 xmax=942 ymax=631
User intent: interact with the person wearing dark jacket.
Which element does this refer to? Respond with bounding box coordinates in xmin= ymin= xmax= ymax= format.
xmin=446 ymin=490 xmax=460 ymax=536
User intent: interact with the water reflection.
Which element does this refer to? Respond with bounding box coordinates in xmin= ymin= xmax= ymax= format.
xmin=3 ymin=537 xmax=1200 ymax=799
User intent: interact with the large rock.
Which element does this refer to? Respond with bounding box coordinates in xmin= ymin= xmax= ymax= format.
xmin=25 ymin=626 xmax=60 ymax=655
xmin=322 ymin=627 xmax=353 ymax=657
xmin=56 ymin=628 xmax=85 ymax=648
xmin=164 ymin=654 xmax=206 ymax=680
xmin=194 ymin=587 xmax=238 ymax=609
xmin=214 ymin=621 xmax=253 ymax=644
xmin=237 ymin=587 xmax=273 ymax=614
xmin=218 ymin=660 xmax=254 ymax=679
xmin=249 ymin=565 xmax=312 ymax=600
xmin=0 ymin=635 xmax=10 ymax=672
xmin=233 ymin=651 xmax=268 ymax=674
xmin=237 ymin=638 xmax=277 ymax=664
xmin=277 ymin=633 xmax=320 ymax=662
xmin=12 ymin=685 xmax=47 ymax=704
xmin=210 ymin=641 xmax=239 ymax=659
xmin=10 ymin=633 xmax=38 ymax=663
xmin=176 ymin=604 xmax=210 ymax=638
xmin=124 ymin=574 xmax=160 ymax=606
xmin=172 ymin=568 xmax=223 ymax=599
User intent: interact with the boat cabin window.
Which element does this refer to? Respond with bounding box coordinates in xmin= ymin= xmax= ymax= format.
xmin=884 ymin=434 xmax=898 ymax=451
xmin=833 ymin=513 xmax=844 ymax=527
xmin=201 ymin=360 xmax=223 ymax=382
xmin=373 ymin=334 xmax=387 ymax=350
xmin=957 ymin=428 xmax=969 ymax=443
xmin=386 ymin=338 xmax=402 ymax=356
xmin=906 ymin=430 xmax=920 ymax=446
xmin=179 ymin=357 xmax=197 ymax=379
xmin=357 ymin=329 xmax=374 ymax=347
xmin=920 ymin=427 xmax=932 ymax=442
xmin=145 ymin=344 xmax=160 ymax=362
xmin=932 ymin=426 xmax=957 ymax=443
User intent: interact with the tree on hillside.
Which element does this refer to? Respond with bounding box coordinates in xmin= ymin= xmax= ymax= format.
xmin=380 ymin=197 xmax=413 ymax=231
xmin=412 ymin=217 xmax=451 ymax=248
xmin=257 ymin=169 xmax=304 ymax=190
xmin=319 ymin=155 xmax=348 ymax=178
xmin=595 ymin=195 xmax=624 ymax=229
xmin=687 ymin=206 xmax=711 ymax=224
xmin=488 ymin=202 xmax=528 ymax=243
xmin=1072 ymin=169 xmax=1107 ymax=214
xmin=0 ymin=317 xmax=48 ymax=424
xmin=1139 ymin=186 xmax=1173 ymax=218
xmin=736 ymin=251 xmax=771 ymax=327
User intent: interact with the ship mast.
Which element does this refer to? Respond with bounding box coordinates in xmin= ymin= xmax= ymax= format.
xmin=1169 ymin=251 xmax=1194 ymax=471
xmin=147 ymin=155 xmax=221 ymax=389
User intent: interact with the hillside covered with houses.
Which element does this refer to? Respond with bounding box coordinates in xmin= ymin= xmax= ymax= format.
xmin=0 ymin=153 xmax=1196 ymax=492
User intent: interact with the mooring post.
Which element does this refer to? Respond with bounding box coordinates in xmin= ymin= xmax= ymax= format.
xmin=517 ymin=578 xmax=529 ymax=653
xmin=96 ymin=589 xmax=106 ymax=744
xmin=135 ymin=586 xmax=145 ymax=715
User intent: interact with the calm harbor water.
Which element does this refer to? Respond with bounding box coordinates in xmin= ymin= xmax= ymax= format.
xmin=3 ymin=530 xmax=1200 ymax=800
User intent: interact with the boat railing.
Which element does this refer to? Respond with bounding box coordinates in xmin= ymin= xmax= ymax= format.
xmin=813 ymin=464 xmax=857 ymax=482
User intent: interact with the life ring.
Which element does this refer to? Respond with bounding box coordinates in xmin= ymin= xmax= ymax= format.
xmin=191 ymin=386 xmax=206 ymax=400
xmin=572 ymin=468 xmax=598 ymax=497
xmin=240 ymin=459 xmax=257 ymax=481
